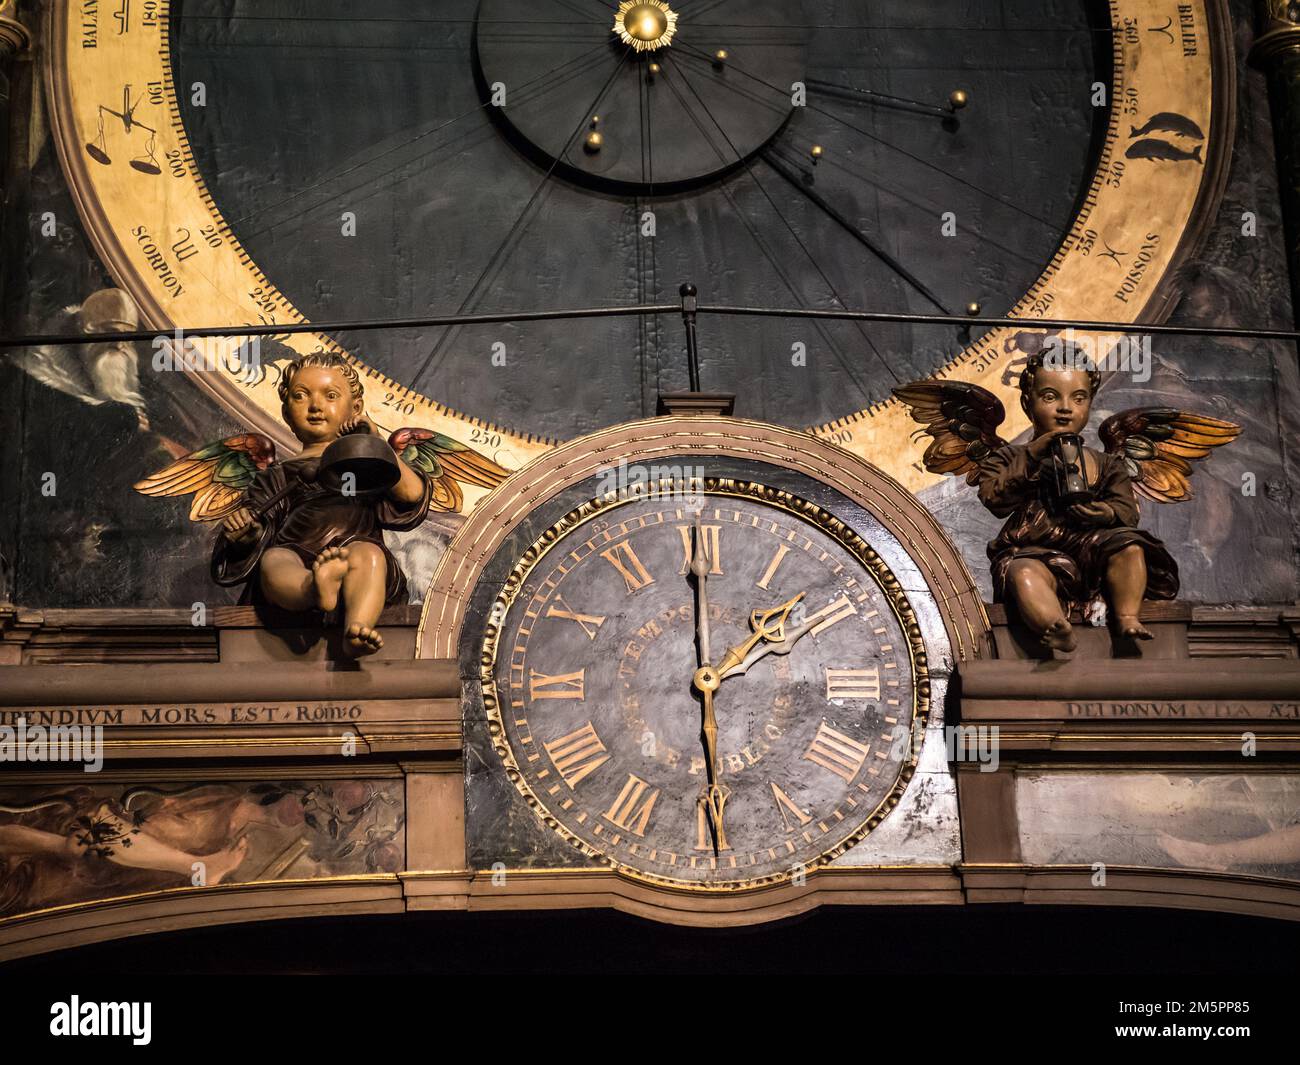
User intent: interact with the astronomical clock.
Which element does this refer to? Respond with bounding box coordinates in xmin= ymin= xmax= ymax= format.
xmin=48 ymin=0 xmax=1230 ymax=492
xmin=10 ymin=0 xmax=1300 ymax=970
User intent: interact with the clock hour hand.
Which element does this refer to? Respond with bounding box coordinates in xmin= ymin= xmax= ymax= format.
xmin=713 ymin=593 xmax=805 ymax=678
xmin=719 ymin=615 xmax=818 ymax=680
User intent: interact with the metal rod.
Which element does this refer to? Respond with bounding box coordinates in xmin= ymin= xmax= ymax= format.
xmin=680 ymin=282 xmax=700 ymax=390
xmin=2 ymin=301 xmax=1298 ymax=350
xmin=0 ymin=303 xmax=681 ymax=349
xmin=698 ymin=304 xmax=1300 ymax=342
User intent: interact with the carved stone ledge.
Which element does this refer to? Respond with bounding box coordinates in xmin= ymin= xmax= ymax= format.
xmin=984 ymin=601 xmax=1300 ymax=661
xmin=0 ymin=604 xmax=424 ymax=665
xmin=0 ymin=658 xmax=462 ymax=760
xmin=957 ymin=657 xmax=1300 ymax=752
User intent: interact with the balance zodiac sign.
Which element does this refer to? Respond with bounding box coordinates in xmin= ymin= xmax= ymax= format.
xmin=85 ymin=85 xmax=161 ymax=175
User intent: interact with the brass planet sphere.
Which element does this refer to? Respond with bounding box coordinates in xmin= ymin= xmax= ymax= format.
xmin=584 ymin=130 xmax=604 ymax=153
xmin=965 ymin=301 xmax=981 ymax=316
xmin=810 ymin=144 xmax=824 ymax=161
xmin=949 ymin=89 xmax=970 ymax=110
xmin=613 ymin=1 xmax=678 ymax=52
xmin=626 ymin=3 xmax=668 ymax=41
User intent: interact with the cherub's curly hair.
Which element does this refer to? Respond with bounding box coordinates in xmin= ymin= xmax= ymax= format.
xmin=1017 ymin=344 xmax=1102 ymax=406
xmin=278 ymin=351 xmax=364 ymax=406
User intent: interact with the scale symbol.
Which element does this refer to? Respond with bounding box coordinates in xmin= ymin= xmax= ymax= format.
xmin=85 ymin=85 xmax=161 ymax=175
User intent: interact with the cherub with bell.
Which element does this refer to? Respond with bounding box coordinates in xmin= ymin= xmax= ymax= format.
xmin=135 ymin=352 xmax=508 ymax=656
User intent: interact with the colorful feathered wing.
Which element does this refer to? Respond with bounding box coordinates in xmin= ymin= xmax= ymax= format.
xmin=891 ymin=380 xmax=1010 ymax=484
xmin=1098 ymin=408 xmax=1241 ymax=503
xmin=388 ymin=428 xmax=510 ymax=513
xmin=132 ymin=433 xmax=276 ymax=521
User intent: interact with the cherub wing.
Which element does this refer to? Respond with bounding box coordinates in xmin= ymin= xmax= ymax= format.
xmin=389 ymin=428 xmax=511 ymax=514
xmin=1098 ymin=407 xmax=1241 ymax=503
xmin=891 ymin=380 xmax=1010 ymax=485
xmin=132 ymin=433 xmax=277 ymax=521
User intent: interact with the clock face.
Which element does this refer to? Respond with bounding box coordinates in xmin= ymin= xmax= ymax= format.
xmin=50 ymin=0 xmax=1226 ymax=495
xmin=481 ymin=480 xmax=929 ymax=889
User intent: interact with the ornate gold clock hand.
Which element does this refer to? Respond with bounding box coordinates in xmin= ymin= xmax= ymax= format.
xmin=691 ymin=592 xmax=803 ymax=853
xmin=689 ymin=514 xmax=712 ymax=669
xmin=688 ymin=515 xmax=727 ymax=853
xmin=713 ymin=592 xmax=806 ymax=677
xmin=690 ymin=666 xmax=728 ymax=854
xmin=719 ymin=615 xmax=818 ymax=680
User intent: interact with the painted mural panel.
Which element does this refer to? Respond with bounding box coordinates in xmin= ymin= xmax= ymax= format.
xmin=1017 ymin=770 xmax=1300 ymax=880
xmin=0 ymin=779 xmax=405 ymax=919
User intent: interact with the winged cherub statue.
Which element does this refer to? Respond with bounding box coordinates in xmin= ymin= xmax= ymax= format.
xmin=134 ymin=352 xmax=508 ymax=656
xmin=894 ymin=352 xmax=1240 ymax=653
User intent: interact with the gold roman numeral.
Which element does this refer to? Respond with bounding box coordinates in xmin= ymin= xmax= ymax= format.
xmin=603 ymin=774 xmax=660 ymax=836
xmin=543 ymin=722 xmax=610 ymax=788
xmin=804 ymin=594 xmax=857 ymax=635
xmin=676 ymin=523 xmax=723 ymax=575
xmin=803 ymin=722 xmax=871 ymax=783
xmin=528 ymin=668 xmax=585 ymax=700
xmin=545 ymin=593 xmax=606 ymax=640
xmin=695 ymin=796 xmax=732 ymax=851
xmin=825 ymin=666 xmax=882 ymax=701
xmin=756 ymin=543 xmax=791 ymax=590
xmin=770 ymin=782 xmax=813 ymax=832
xmin=599 ymin=541 xmax=655 ymax=593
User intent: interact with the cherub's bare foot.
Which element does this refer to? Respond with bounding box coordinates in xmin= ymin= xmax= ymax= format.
xmin=1157 ymin=831 xmax=1232 ymax=872
xmin=1040 ymin=617 xmax=1077 ymax=652
xmin=204 ymin=836 xmax=249 ymax=885
xmin=345 ymin=623 xmax=384 ymax=657
xmin=1115 ymin=614 xmax=1153 ymax=640
xmin=312 ymin=547 xmax=350 ymax=611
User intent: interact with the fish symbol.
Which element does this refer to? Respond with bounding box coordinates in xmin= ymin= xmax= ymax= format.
xmin=1125 ymin=138 xmax=1202 ymax=163
xmin=1130 ymin=111 xmax=1205 ymax=140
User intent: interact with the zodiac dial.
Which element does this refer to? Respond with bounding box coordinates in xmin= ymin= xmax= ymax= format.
xmin=481 ymin=481 xmax=929 ymax=889
xmin=49 ymin=1 xmax=1228 ymax=494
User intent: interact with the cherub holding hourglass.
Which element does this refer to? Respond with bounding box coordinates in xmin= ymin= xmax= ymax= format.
xmin=894 ymin=351 xmax=1239 ymax=652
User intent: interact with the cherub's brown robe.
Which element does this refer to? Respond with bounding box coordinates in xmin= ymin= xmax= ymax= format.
xmin=212 ymin=456 xmax=432 ymax=607
xmin=976 ymin=443 xmax=1178 ymax=611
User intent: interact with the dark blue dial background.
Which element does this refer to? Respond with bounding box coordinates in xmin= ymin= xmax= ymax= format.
xmin=173 ymin=0 xmax=1104 ymax=437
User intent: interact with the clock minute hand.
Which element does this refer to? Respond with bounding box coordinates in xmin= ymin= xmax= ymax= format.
xmin=688 ymin=515 xmax=728 ymax=853
xmin=689 ymin=514 xmax=712 ymax=668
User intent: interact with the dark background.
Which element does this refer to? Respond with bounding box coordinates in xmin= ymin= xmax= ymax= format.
xmin=4 ymin=905 xmax=1299 ymax=974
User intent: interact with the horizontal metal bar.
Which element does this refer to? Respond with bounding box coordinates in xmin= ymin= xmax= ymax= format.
xmin=699 ymin=304 xmax=1300 ymax=342
xmin=0 ymin=303 xmax=682 ymax=349
xmin=1 ymin=302 xmax=1296 ymax=349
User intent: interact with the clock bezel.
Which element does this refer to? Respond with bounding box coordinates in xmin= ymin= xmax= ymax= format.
xmin=480 ymin=476 xmax=931 ymax=891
